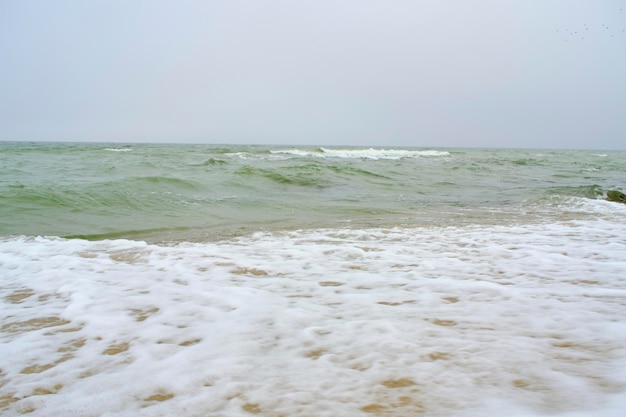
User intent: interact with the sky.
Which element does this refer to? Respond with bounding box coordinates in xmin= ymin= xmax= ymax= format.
xmin=1 ymin=0 xmax=625 ymax=149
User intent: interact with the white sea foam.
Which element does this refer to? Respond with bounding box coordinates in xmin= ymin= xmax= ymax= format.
xmin=268 ymin=149 xmax=312 ymax=157
xmin=104 ymin=148 xmax=132 ymax=152
xmin=319 ymin=148 xmax=450 ymax=159
xmin=270 ymin=148 xmax=450 ymax=160
xmin=1 ymin=219 xmax=626 ymax=416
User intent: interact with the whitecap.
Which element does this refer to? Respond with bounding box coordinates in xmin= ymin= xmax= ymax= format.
xmin=268 ymin=148 xmax=450 ymax=160
xmin=319 ymin=147 xmax=449 ymax=159
xmin=104 ymin=148 xmax=132 ymax=152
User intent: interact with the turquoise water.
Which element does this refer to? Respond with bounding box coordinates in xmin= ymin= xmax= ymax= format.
xmin=1 ymin=142 xmax=624 ymax=241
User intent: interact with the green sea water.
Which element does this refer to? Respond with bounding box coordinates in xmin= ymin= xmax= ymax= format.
xmin=1 ymin=142 xmax=624 ymax=242
xmin=2 ymin=142 xmax=626 ymax=417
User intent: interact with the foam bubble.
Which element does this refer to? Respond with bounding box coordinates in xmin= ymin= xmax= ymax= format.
xmin=1 ymin=219 xmax=625 ymax=416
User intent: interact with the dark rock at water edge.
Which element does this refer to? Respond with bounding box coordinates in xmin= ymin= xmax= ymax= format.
xmin=606 ymin=190 xmax=626 ymax=203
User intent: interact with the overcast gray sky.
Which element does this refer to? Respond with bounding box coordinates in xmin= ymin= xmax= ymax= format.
xmin=1 ymin=0 xmax=625 ymax=149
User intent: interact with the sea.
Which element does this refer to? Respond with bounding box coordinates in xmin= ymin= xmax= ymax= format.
xmin=1 ymin=142 xmax=626 ymax=417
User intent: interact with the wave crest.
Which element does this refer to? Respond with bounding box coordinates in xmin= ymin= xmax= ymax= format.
xmin=270 ymin=148 xmax=450 ymax=160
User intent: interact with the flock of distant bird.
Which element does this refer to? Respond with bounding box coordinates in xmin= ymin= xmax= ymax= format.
xmin=556 ymin=8 xmax=625 ymax=42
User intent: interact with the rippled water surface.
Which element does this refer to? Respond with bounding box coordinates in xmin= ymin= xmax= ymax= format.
xmin=1 ymin=143 xmax=625 ymax=416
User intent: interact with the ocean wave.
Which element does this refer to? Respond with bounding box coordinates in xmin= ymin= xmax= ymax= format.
xmin=3 ymin=144 xmax=626 ymax=248
xmin=188 ymin=158 xmax=228 ymax=167
xmin=235 ymin=165 xmax=332 ymax=188
xmin=131 ymin=175 xmax=203 ymax=190
xmin=544 ymin=184 xmax=605 ymax=199
xmin=269 ymin=148 xmax=450 ymax=160
xmin=104 ymin=147 xmax=132 ymax=152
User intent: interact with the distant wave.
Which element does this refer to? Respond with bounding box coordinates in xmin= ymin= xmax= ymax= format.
xmin=105 ymin=147 xmax=132 ymax=152
xmin=270 ymin=148 xmax=450 ymax=160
